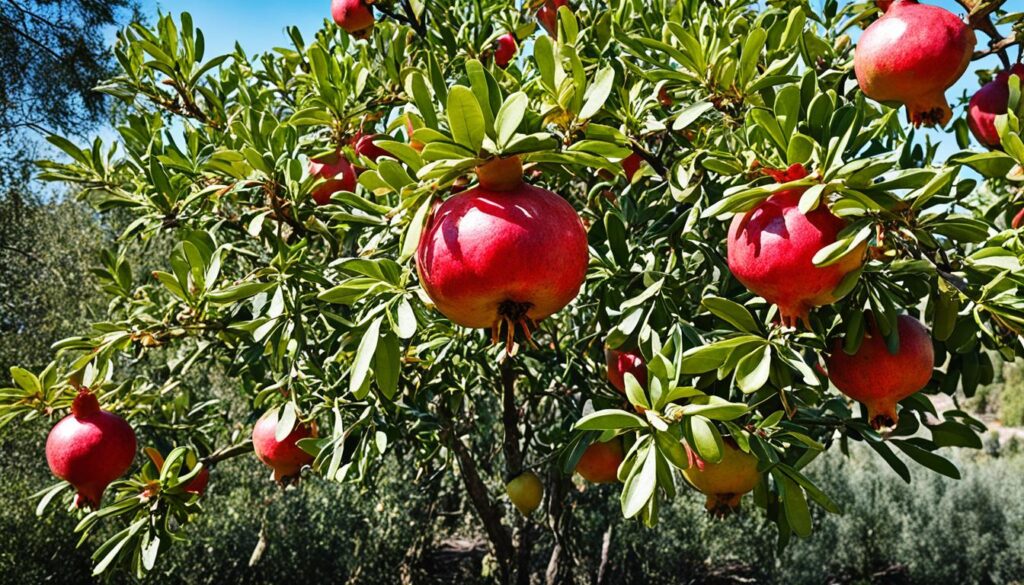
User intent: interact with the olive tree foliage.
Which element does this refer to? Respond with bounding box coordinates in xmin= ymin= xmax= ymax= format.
xmin=2 ymin=0 xmax=1024 ymax=580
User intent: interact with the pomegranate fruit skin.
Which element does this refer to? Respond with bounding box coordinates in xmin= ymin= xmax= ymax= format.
xmin=727 ymin=164 xmax=865 ymax=327
xmin=184 ymin=467 xmax=210 ymax=495
xmin=682 ymin=441 xmax=759 ymax=516
xmin=537 ymin=0 xmax=568 ymax=37
xmin=352 ymin=133 xmax=390 ymax=164
xmin=252 ymin=410 xmax=316 ymax=482
xmin=1013 ymin=208 xmax=1024 ymax=230
xmin=967 ymin=64 xmax=1024 ymax=149
xmin=605 ymin=347 xmax=648 ymax=393
xmin=826 ymin=314 xmax=934 ymax=429
xmin=575 ymin=438 xmax=624 ymax=484
xmin=854 ymin=0 xmax=975 ymax=127
xmin=308 ymin=152 xmax=357 ymax=205
xmin=415 ymin=182 xmax=588 ymax=330
xmin=621 ymin=153 xmax=641 ymax=182
xmin=46 ymin=390 xmax=137 ymax=509
xmin=505 ymin=471 xmax=543 ymax=515
xmin=494 ymin=34 xmax=517 ymax=69
xmin=331 ymin=0 xmax=374 ymax=39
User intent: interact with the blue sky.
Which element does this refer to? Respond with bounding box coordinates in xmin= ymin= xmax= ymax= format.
xmin=137 ymin=1 xmax=1010 ymax=153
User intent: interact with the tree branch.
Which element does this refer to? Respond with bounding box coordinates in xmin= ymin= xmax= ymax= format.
xmin=202 ymin=440 xmax=254 ymax=465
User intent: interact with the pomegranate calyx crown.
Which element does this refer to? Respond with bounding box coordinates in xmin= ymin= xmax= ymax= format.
xmin=71 ymin=388 xmax=101 ymax=419
xmin=475 ymin=156 xmax=524 ymax=191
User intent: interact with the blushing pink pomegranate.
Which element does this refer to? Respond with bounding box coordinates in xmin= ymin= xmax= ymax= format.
xmin=331 ymin=0 xmax=375 ymax=39
xmin=352 ymin=132 xmax=390 ymax=164
xmin=46 ymin=389 xmax=137 ymax=509
xmin=825 ymin=314 xmax=934 ymax=429
xmin=967 ymin=64 xmax=1024 ymax=149
xmin=309 ymin=151 xmax=357 ymax=205
xmin=252 ymin=409 xmax=317 ymax=483
xmin=495 ymin=33 xmax=518 ymax=69
xmin=416 ymin=156 xmax=588 ymax=349
xmin=727 ymin=164 xmax=865 ymax=327
xmin=606 ymin=347 xmax=647 ymax=393
xmin=854 ymin=0 xmax=975 ymax=127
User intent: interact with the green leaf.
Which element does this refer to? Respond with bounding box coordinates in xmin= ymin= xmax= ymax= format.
xmin=776 ymin=471 xmax=812 ymax=537
xmin=672 ymin=101 xmax=715 ymax=131
xmin=446 ymin=86 xmax=485 ymax=154
xmin=494 ymin=92 xmax=528 ymax=150
xmin=812 ymin=226 xmax=870 ymax=267
xmin=624 ymin=373 xmax=649 ymax=410
xmin=738 ymin=28 xmax=768 ymax=89
xmin=621 ymin=443 xmax=658 ymax=518
xmin=575 ymin=409 xmax=647 ymax=431
xmin=701 ymin=296 xmax=760 ymax=333
xmin=579 ymin=66 xmax=614 ymax=120
xmin=350 ymin=317 xmax=382 ymax=395
xmin=275 ymin=403 xmax=297 ymax=442
xmin=374 ymin=332 xmax=400 ymax=400
xmin=892 ymin=440 xmax=960 ymax=479
xmin=735 ymin=344 xmax=772 ymax=393
xmin=688 ymin=416 xmax=723 ymax=463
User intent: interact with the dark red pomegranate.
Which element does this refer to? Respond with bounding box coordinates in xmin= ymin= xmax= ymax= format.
xmin=252 ymin=409 xmax=317 ymax=483
xmin=621 ymin=153 xmax=641 ymax=182
xmin=352 ymin=132 xmax=390 ymax=164
xmin=416 ymin=156 xmax=588 ymax=349
xmin=605 ymin=347 xmax=647 ymax=393
xmin=967 ymin=65 xmax=1024 ymax=149
xmin=726 ymin=164 xmax=865 ymax=327
xmin=46 ymin=389 xmax=137 ymax=509
xmin=331 ymin=0 xmax=375 ymax=39
xmin=495 ymin=33 xmax=518 ymax=69
xmin=309 ymin=151 xmax=357 ymax=205
xmin=825 ymin=314 xmax=934 ymax=429
xmin=537 ymin=0 xmax=568 ymax=37
xmin=854 ymin=0 xmax=975 ymax=127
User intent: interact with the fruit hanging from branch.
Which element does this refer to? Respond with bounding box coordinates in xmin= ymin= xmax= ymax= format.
xmin=682 ymin=440 xmax=760 ymax=517
xmin=352 ymin=132 xmax=390 ymax=165
xmin=46 ymin=389 xmax=137 ymax=509
xmin=605 ymin=347 xmax=647 ymax=393
xmin=506 ymin=471 xmax=543 ymax=515
xmin=252 ymin=409 xmax=317 ymax=483
xmin=854 ymin=0 xmax=975 ymax=127
xmin=825 ymin=314 xmax=935 ymax=430
xmin=575 ymin=437 xmax=624 ymax=484
xmin=309 ymin=151 xmax=357 ymax=206
xmin=415 ymin=155 xmax=588 ymax=352
xmin=536 ymin=0 xmax=568 ymax=38
xmin=331 ymin=0 xmax=375 ymax=39
xmin=726 ymin=164 xmax=866 ymax=328
xmin=967 ymin=65 xmax=1024 ymax=149
xmin=494 ymin=33 xmax=518 ymax=69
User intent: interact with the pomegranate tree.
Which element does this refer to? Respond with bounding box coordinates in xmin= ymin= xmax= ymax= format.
xmin=727 ymin=164 xmax=865 ymax=327
xmin=826 ymin=314 xmax=935 ymax=429
xmin=416 ymin=156 xmax=588 ymax=350
xmin=45 ymin=389 xmax=136 ymax=509
xmin=854 ymin=0 xmax=975 ymax=127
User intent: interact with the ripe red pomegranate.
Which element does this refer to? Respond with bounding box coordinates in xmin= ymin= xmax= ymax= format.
xmin=621 ymin=153 xmax=641 ymax=182
xmin=1013 ymin=208 xmax=1024 ymax=229
xmin=727 ymin=163 xmax=866 ymax=327
xmin=826 ymin=313 xmax=934 ymax=429
xmin=537 ymin=0 xmax=568 ymax=37
xmin=352 ymin=132 xmax=390 ymax=164
xmin=46 ymin=389 xmax=137 ymax=509
xmin=575 ymin=437 xmax=624 ymax=483
xmin=605 ymin=347 xmax=647 ymax=393
xmin=309 ymin=151 xmax=357 ymax=205
xmin=415 ymin=156 xmax=588 ymax=350
xmin=658 ymin=86 xmax=673 ymax=107
xmin=967 ymin=65 xmax=1024 ymax=149
xmin=184 ymin=467 xmax=210 ymax=495
xmin=331 ymin=0 xmax=375 ymax=39
xmin=252 ymin=409 xmax=317 ymax=483
xmin=683 ymin=440 xmax=759 ymax=516
xmin=494 ymin=33 xmax=518 ymax=69
xmin=854 ymin=0 xmax=975 ymax=127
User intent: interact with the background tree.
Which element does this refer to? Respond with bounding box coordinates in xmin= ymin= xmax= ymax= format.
xmin=2 ymin=0 xmax=1024 ymax=583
